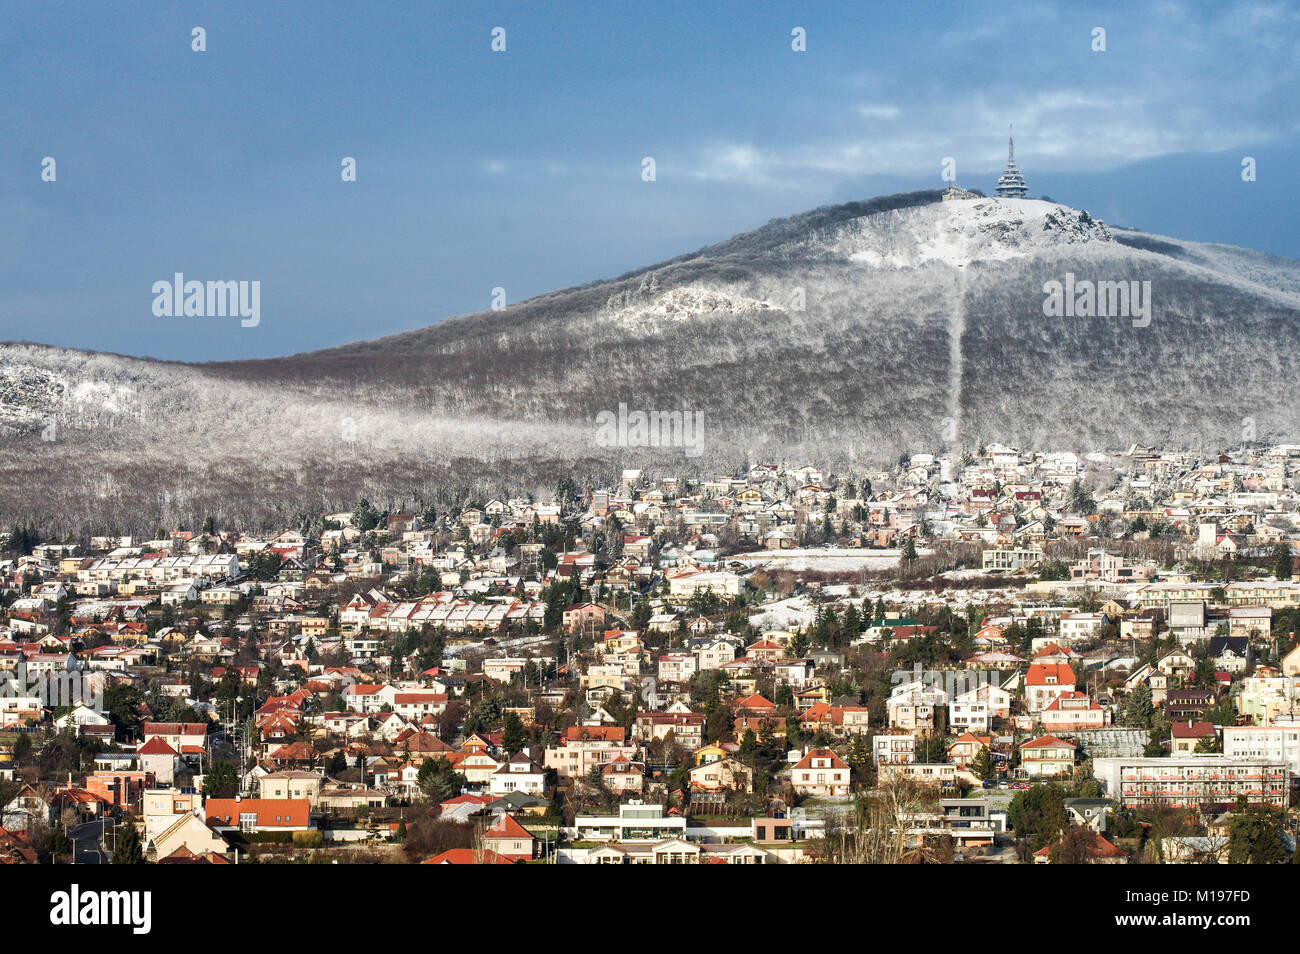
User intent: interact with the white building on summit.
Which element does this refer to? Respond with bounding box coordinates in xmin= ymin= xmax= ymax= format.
xmin=995 ymin=126 xmax=1028 ymax=198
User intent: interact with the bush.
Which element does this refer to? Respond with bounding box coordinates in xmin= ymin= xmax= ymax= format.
xmin=245 ymin=831 xmax=294 ymax=845
xmin=292 ymin=830 xmax=324 ymax=848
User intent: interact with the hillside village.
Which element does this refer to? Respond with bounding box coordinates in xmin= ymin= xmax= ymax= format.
xmin=5 ymin=441 xmax=1300 ymax=865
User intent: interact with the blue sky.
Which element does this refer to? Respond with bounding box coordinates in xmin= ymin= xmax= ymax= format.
xmin=3 ymin=0 xmax=1297 ymax=361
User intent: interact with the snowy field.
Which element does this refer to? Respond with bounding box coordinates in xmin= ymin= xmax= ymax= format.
xmin=748 ymin=596 xmax=818 ymax=631
xmin=730 ymin=547 xmax=934 ymax=572
xmin=443 ymin=633 xmax=554 ymax=658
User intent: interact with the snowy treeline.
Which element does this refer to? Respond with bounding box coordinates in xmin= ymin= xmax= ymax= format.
xmin=2 ymin=190 xmax=1299 ymax=535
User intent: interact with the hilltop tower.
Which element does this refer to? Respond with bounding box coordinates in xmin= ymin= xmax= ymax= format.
xmin=995 ymin=125 xmax=1028 ymax=198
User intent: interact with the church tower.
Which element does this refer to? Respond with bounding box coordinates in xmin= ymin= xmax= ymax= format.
xmin=995 ymin=125 xmax=1028 ymax=198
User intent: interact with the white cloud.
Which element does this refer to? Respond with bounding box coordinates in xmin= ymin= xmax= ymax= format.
xmin=857 ymin=104 xmax=901 ymax=120
xmin=679 ymin=0 xmax=1299 ymax=190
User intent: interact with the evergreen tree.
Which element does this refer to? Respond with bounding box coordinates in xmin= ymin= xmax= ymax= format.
xmin=739 ymin=729 xmax=758 ymax=763
xmin=1273 ymin=543 xmax=1293 ymax=580
xmin=1008 ymin=784 xmax=1068 ymax=850
xmin=1122 ymin=684 xmax=1154 ymax=728
xmin=914 ymin=734 xmax=947 ymax=763
xmin=112 ymin=818 xmax=145 ymax=864
xmin=502 ymin=712 xmax=526 ymax=755
xmin=1229 ymin=804 xmax=1287 ymax=864
xmin=842 ymin=604 xmax=862 ymax=640
xmin=845 ymin=733 xmax=873 ymax=778
xmin=1143 ymin=724 xmax=1166 ymax=758
xmin=202 ymin=759 xmax=239 ymax=798
xmin=351 ymin=498 xmax=381 ymax=533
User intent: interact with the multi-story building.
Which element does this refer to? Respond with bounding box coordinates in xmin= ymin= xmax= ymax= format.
xmin=543 ymin=726 xmax=637 ymax=778
xmin=982 ymin=548 xmax=1043 ymax=572
xmin=887 ymin=681 xmax=948 ymax=731
xmin=1058 ymin=612 xmax=1106 ymax=643
xmin=657 ymin=653 xmax=697 ymax=683
xmin=1040 ymin=691 xmax=1110 ymax=733
xmin=789 ymin=748 xmax=851 ymax=797
xmin=950 ymin=690 xmax=993 ymax=733
xmin=1019 ymin=735 xmax=1077 ymax=778
xmin=873 ymin=734 xmax=915 ymax=765
xmin=574 ymin=800 xmax=688 ymax=842
xmin=1223 ymin=723 xmax=1300 ymax=775
xmin=632 ymin=711 xmax=705 ymax=751
xmin=1092 ymin=756 xmax=1290 ymax=809
xmin=1025 ymin=663 xmax=1076 ymax=713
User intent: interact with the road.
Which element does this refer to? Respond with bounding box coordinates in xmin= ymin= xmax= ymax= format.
xmin=69 ymin=818 xmax=109 ymax=864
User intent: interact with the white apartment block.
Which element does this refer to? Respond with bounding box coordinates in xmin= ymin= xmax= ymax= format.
xmin=1223 ymin=724 xmax=1300 ymax=775
xmin=1092 ymin=756 xmax=1290 ymax=809
xmin=873 ymin=734 xmax=915 ymax=765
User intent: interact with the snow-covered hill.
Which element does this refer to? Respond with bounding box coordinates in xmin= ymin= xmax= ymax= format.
xmin=3 ymin=189 xmax=1298 ymax=534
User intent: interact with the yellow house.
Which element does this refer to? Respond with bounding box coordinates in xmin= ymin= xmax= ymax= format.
xmin=150 ymin=811 xmax=229 ymax=861
xmin=300 ymin=617 xmax=330 ymax=638
xmin=113 ymin=626 xmax=152 ymax=646
xmin=694 ymin=743 xmax=727 ymax=766
xmin=795 ymin=686 xmax=830 ymax=709
xmin=1282 ymin=644 xmax=1300 ymax=678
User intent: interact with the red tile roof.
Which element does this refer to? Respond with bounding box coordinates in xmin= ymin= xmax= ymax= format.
xmin=204 ymin=798 xmax=310 ymax=828
xmin=792 ymin=748 xmax=847 ymax=771
xmin=1034 ymin=829 xmax=1126 ymax=860
xmin=1171 ymin=720 xmax=1217 ymax=738
xmin=421 ymin=848 xmax=514 ymax=865
xmin=137 ymin=737 xmax=179 ymax=756
xmin=1026 ymin=663 xmax=1076 ymax=686
xmin=561 ymin=726 xmax=625 ymax=742
xmin=485 ymin=814 xmax=535 ymax=841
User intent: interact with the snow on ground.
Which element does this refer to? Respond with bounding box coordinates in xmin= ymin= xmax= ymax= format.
xmin=730 ymin=547 xmax=933 ymax=572
xmin=444 ymin=633 xmax=553 ymax=657
xmin=605 ymin=286 xmax=774 ymax=326
xmin=939 ymin=568 xmax=991 ymax=580
xmin=839 ymin=197 xmax=1112 ymax=271
xmin=857 ymin=583 xmax=1022 ymax=612
xmin=749 ymin=596 xmax=817 ymax=632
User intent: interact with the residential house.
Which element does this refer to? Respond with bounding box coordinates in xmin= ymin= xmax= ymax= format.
xmin=1040 ymin=692 xmax=1111 ymax=733
xmin=1025 ymin=664 xmax=1077 ymax=714
xmin=482 ymin=813 xmax=536 ymax=862
xmin=1171 ymin=720 xmax=1217 ymax=754
xmin=1019 ymin=735 xmax=1076 ymax=778
xmin=789 ymin=748 xmax=850 ymax=797
xmin=687 ymin=756 xmax=754 ymax=794
xmin=488 ymin=753 xmax=547 ymax=797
